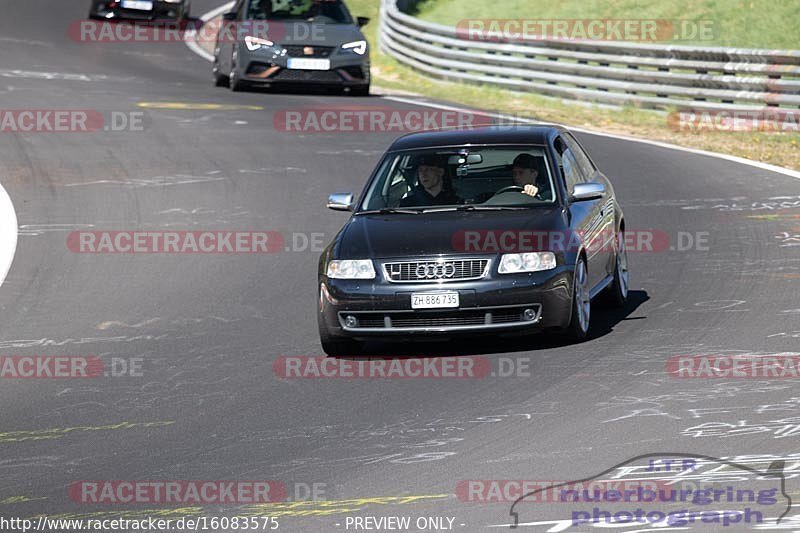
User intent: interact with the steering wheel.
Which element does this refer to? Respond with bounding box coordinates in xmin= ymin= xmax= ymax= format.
xmin=493 ymin=185 xmax=524 ymax=195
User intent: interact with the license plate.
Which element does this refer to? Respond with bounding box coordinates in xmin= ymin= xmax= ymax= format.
xmin=121 ymin=0 xmax=154 ymax=10
xmin=411 ymin=292 xmax=459 ymax=309
xmin=287 ymin=58 xmax=331 ymax=71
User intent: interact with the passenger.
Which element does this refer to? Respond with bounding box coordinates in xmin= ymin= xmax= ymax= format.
xmin=400 ymin=154 xmax=460 ymax=207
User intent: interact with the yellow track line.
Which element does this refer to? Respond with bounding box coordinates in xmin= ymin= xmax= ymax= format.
xmin=0 ymin=421 xmax=174 ymax=443
xmin=38 ymin=494 xmax=451 ymax=520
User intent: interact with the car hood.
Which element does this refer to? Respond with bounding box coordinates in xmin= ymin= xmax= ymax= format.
xmin=336 ymin=208 xmax=567 ymax=259
xmin=270 ymin=22 xmax=364 ymax=46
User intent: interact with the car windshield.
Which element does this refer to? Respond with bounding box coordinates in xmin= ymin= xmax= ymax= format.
xmin=358 ymin=146 xmax=556 ymax=212
xmin=246 ymin=0 xmax=353 ymax=24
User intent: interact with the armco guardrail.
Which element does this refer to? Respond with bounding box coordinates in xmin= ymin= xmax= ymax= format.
xmin=379 ymin=0 xmax=800 ymax=112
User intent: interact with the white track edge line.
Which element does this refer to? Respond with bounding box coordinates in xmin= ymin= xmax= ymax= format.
xmin=0 ymin=180 xmax=18 ymax=289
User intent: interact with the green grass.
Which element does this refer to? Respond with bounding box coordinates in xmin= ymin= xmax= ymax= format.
xmin=412 ymin=0 xmax=800 ymax=49
xmin=340 ymin=0 xmax=800 ymax=170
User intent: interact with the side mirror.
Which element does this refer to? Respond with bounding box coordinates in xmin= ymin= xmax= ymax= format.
xmin=327 ymin=193 xmax=354 ymax=211
xmin=222 ymin=11 xmax=237 ymax=21
xmin=571 ymin=182 xmax=605 ymax=202
xmin=357 ymin=16 xmax=370 ymax=27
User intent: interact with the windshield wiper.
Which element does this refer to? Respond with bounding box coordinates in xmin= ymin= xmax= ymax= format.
xmin=422 ymin=205 xmax=530 ymax=213
xmin=356 ymin=208 xmax=423 ymax=215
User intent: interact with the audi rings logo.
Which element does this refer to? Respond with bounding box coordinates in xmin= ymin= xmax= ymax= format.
xmin=415 ymin=262 xmax=457 ymax=279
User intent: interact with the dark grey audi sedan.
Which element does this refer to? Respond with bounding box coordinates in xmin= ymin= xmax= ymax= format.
xmin=318 ymin=126 xmax=629 ymax=355
xmin=213 ymin=0 xmax=370 ymax=94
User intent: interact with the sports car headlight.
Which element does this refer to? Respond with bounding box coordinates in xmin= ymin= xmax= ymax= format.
xmin=244 ymin=35 xmax=275 ymax=51
xmin=327 ymin=260 xmax=376 ymax=279
xmin=341 ymin=40 xmax=367 ymax=55
xmin=498 ymin=252 xmax=556 ymax=274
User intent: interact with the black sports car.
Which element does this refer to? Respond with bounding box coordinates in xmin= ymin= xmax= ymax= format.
xmin=88 ymin=0 xmax=190 ymax=20
xmin=317 ymin=126 xmax=629 ymax=355
xmin=213 ymin=0 xmax=370 ymax=94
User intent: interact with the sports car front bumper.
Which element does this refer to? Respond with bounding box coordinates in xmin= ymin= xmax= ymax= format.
xmin=319 ymin=264 xmax=574 ymax=339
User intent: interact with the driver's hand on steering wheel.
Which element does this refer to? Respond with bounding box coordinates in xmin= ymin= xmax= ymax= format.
xmin=522 ymin=184 xmax=539 ymax=197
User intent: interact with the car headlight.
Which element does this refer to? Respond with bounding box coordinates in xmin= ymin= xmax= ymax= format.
xmin=244 ymin=35 xmax=275 ymax=52
xmin=327 ymin=259 xmax=376 ymax=279
xmin=498 ymin=252 xmax=556 ymax=274
xmin=341 ymin=40 xmax=367 ymax=55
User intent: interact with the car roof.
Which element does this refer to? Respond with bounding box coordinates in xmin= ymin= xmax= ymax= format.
xmin=387 ymin=125 xmax=566 ymax=151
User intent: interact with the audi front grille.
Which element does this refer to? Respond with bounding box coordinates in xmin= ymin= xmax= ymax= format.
xmin=382 ymin=258 xmax=491 ymax=283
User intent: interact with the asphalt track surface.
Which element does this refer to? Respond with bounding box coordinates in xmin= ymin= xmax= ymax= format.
xmin=0 ymin=1 xmax=800 ymax=531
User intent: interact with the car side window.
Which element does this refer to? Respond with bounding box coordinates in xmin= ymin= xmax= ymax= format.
xmin=562 ymin=149 xmax=583 ymax=193
xmin=563 ymin=133 xmax=596 ymax=179
xmin=554 ymin=136 xmax=587 ymax=195
xmin=366 ymin=156 xmax=409 ymax=209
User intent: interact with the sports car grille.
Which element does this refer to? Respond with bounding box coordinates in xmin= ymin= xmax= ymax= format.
xmin=382 ymin=259 xmax=490 ymax=283
xmin=271 ymin=69 xmax=342 ymax=82
xmin=281 ymin=45 xmax=334 ymax=58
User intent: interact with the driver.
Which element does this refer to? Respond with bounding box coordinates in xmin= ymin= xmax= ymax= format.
xmin=400 ymin=154 xmax=460 ymax=207
xmin=511 ymin=154 xmax=541 ymax=197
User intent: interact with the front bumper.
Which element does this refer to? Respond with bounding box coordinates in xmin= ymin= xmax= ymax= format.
xmin=90 ymin=1 xmax=188 ymax=20
xmin=319 ymin=264 xmax=573 ymax=339
xmin=235 ymin=44 xmax=370 ymax=87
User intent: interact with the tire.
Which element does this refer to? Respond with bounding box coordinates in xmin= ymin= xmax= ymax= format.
xmin=229 ymin=67 xmax=247 ymax=92
xmin=318 ymin=316 xmax=364 ymax=356
xmin=213 ymin=69 xmax=229 ymax=87
xmin=350 ymin=84 xmax=370 ymax=97
xmin=213 ymin=71 xmax=229 ymax=87
xmin=606 ymin=227 xmax=629 ymax=307
xmin=212 ymin=47 xmax=229 ymax=86
xmin=565 ymin=257 xmax=590 ymax=342
xmin=228 ymin=53 xmax=248 ymax=92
